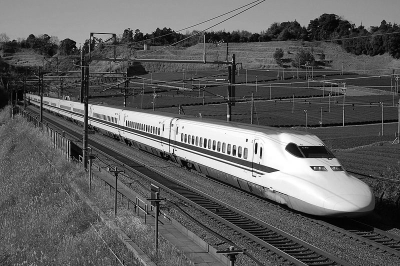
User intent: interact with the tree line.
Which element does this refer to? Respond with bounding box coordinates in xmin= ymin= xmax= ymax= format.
xmin=1 ymin=13 xmax=400 ymax=59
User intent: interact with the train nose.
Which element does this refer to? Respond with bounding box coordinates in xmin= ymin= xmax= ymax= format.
xmin=323 ymin=193 xmax=375 ymax=217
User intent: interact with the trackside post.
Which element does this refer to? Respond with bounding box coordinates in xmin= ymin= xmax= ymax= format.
xmin=147 ymin=184 xmax=164 ymax=255
xmin=108 ymin=167 xmax=124 ymax=217
xmin=216 ymin=246 xmax=246 ymax=266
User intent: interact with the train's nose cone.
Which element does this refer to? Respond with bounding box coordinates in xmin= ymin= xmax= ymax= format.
xmin=323 ymin=194 xmax=375 ymax=217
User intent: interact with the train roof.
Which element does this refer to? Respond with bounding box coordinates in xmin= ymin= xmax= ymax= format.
xmin=33 ymin=95 xmax=321 ymax=146
xmin=95 ymin=101 xmax=320 ymax=144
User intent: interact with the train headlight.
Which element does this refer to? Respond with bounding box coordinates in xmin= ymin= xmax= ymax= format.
xmin=310 ymin=166 xmax=327 ymax=171
xmin=330 ymin=166 xmax=344 ymax=171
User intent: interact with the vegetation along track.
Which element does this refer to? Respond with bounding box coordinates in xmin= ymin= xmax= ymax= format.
xmin=24 ymin=106 xmax=353 ymax=266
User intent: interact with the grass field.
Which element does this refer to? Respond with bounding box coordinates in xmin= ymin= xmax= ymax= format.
xmin=0 ymin=109 xmax=194 ymax=266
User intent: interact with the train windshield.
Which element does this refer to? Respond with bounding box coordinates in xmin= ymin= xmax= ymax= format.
xmin=286 ymin=143 xmax=335 ymax=158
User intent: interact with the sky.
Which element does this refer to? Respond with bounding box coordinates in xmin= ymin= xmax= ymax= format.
xmin=1 ymin=0 xmax=399 ymax=45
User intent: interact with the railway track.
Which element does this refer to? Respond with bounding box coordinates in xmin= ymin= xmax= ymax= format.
xmin=314 ymin=218 xmax=400 ymax=258
xmin=23 ymin=106 xmax=400 ymax=265
xmin=24 ymin=106 xmax=353 ymax=265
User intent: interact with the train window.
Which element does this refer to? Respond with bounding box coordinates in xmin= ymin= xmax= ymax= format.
xmin=299 ymin=145 xmax=335 ymax=158
xmin=158 ymin=128 xmax=161 ymax=135
xmin=192 ymin=136 xmax=195 ymax=145
xmin=185 ymin=134 xmax=187 ymax=143
xmin=203 ymin=138 xmax=207 ymax=148
xmin=217 ymin=141 xmax=221 ymax=152
xmin=255 ymin=143 xmax=258 ymax=154
xmin=227 ymin=144 xmax=231 ymax=155
xmin=199 ymin=137 xmax=202 ymax=146
xmin=232 ymin=145 xmax=237 ymax=156
xmin=222 ymin=143 xmax=226 ymax=153
xmin=285 ymin=143 xmax=304 ymax=158
xmin=208 ymin=139 xmax=211 ymax=149
xmin=238 ymin=146 xmax=242 ymax=158
xmin=188 ymin=135 xmax=191 ymax=143
xmin=196 ymin=136 xmax=198 ymax=146
xmin=181 ymin=133 xmax=183 ymax=142
xmin=212 ymin=140 xmax=216 ymax=150
xmin=244 ymin=148 xmax=248 ymax=159
xmin=260 ymin=147 xmax=263 ymax=159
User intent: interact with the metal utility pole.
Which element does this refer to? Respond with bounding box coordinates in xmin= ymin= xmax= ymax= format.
xmin=10 ymin=82 xmax=13 ymax=119
xmin=381 ymin=102 xmax=384 ymax=136
xmin=342 ymin=83 xmax=346 ymax=127
xmin=397 ymin=99 xmax=400 ymax=144
xmin=87 ymin=148 xmax=96 ymax=193
xmin=227 ymin=65 xmax=232 ymax=122
xmin=328 ymin=93 xmax=331 ymax=112
xmin=39 ymin=67 xmax=43 ymax=124
xmin=124 ymin=71 xmax=128 ymax=107
xmin=82 ymin=51 xmax=90 ymax=169
xmin=152 ymin=87 xmax=156 ymax=111
xmin=250 ymin=92 xmax=254 ymax=124
xmin=291 ymin=94 xmax=295 ymax=113
xmin=226 ymin=54 xmax=236 ymax=122
xmin=320 ymin=107 xmax=323 ymax=127
xmin=304 ymin=110 xmax=308 ymax=131
xmin=269 ymin=84 xmax=272 ymax=100
xmin=23 ymin=76 xmax=26 ymax=109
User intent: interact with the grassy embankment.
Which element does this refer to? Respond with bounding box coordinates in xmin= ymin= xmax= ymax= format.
xmin=0 ymin=107 xmax=194 ymax=266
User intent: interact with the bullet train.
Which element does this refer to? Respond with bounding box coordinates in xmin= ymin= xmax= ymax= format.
xmin=26 ymin=93 xmax=375 ymax=217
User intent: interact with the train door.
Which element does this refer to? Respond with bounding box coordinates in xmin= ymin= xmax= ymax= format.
xmin=169 ymin=118 xmax=180 ymax=154
xmin=160 ymin=117 xmax=178 ymax=154
xmin=252 ymin=139 xmax=264 ymax=178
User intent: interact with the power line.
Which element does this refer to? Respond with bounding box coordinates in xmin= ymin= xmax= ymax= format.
xmin=136 ymin=0 xmax=266 ymax=58
xmin=117 ymin=0 xmax=265 ymax=48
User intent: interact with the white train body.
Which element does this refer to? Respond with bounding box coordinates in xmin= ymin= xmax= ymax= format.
xmin=26 ymin=94 xmax=375 ymax=217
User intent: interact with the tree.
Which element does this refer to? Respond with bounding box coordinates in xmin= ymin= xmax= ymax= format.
xmin=273 ymin=48 xmax=284 ymax=66
xmin=292 ymin=49 xmax=315 ymax=68
xmin=0 ymin=33 xmax=10 ymax=43
xmin=59 ymin=38 xmax=77 ymax=55
xmin=26 ymin=34 xmax=36 ymax=48
xmin=121 ymin=28 xmax=134 ymax=43
xmin=133 ymin=29 xmax=144 ymax=43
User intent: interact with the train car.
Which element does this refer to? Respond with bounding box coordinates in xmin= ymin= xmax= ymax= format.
xmin=25 ymin=94 xmax=375 ymax=217
xmin=119 ymin=109 xmax=180 ymax=157
xmin=170 ymin=118 xmax=374 ymax=217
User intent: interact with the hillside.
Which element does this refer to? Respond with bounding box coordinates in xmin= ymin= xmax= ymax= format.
xmin=2 ymin=41 xmax=400 ymax=75
xmin=85 ymin=41 xmax=400 ymax=75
